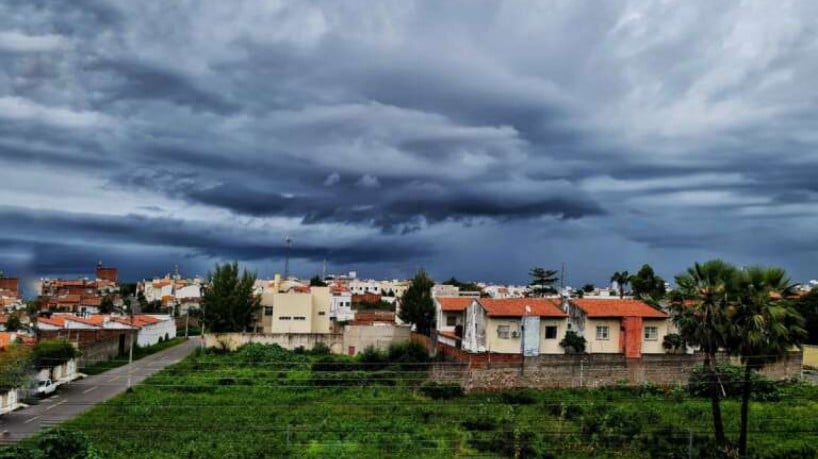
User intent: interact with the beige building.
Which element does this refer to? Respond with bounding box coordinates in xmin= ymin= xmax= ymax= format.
xmin=566 ymin=299 xmax=669 ymax=358
xmin=457 ymin=298 xmax=569 ymax=355
xmin=257 ymin=286 xmax=331 ymax=334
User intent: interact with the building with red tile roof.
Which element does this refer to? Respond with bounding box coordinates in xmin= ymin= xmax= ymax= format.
xmin=436 ymin=297 xmax=569 ymax=356
xmin=566 ymin=298 xmax=669 ymax=358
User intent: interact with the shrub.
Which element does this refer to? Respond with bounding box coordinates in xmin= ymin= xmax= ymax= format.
xmin=662 ymin=333 xmax=686 ymax=353
xmin=32 ymin=340 xmax=79 ymax=369
xmin=386 ymin=341 xmax=430 ymax=371
xmin=310 ymin=342 xmax=331 ymax=356
xmin=358 ymin=346 xmax=388 ymax=371
xmin=498 ymin=388 xmax=538 ymax=405
xmin=559 ymin=331 xmax=586 ymax=354
xmin=418 ymin=382 xmax=464 ymax=400
xmin=688 ymin=364 xmax=780 ymax=401
xmin=35 ymin=428 xmax=102 ymax=459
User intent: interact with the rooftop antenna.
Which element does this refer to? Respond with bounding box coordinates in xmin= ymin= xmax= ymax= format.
xmin=284 ymin=236 xmax=292 ymax=279
xmin=560 ymin=262 xmax=566 ymax=294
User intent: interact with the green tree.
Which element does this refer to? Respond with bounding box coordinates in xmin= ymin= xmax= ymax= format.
xmin=0 ymin=344 xmax=31 ymax=391
xmin=202 ymin=262 xmax=259 ymax=333
xmin=731 ymin=266 xmax=806 ymax=456
xmin=630 ymin=264 xmax=666 ymax=301
xmin=32 ymin=339 xmax=79 ymax=369
xmin=582 ymin=283 xmax=595 ymax=293
xmin=4 ymin=315 xmax=22 ymax=332
xmin=309 ymin=275 xmax=327 ymax=287
xmin=99 ymin=296 xmax=114 ymax=314
xmin=528 ymin=267 xmax=558 ymax=296
xmin=398 ymin=269 xmax=435 ymax=335
xmin=610 ymin=271 xmax=630 ymax=299
xmin=671 ymin=260 xmax=737 ymax=452
xmin=793 ymin=289 xmax=818 ymax=344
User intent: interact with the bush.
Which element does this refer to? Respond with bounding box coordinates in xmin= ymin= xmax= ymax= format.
xmin=559 ymin=331 xmax=586 ymax=354
xmin=32 ymin=340 xmax=79 ymax=369
xmin=358 ymin=346 xmax=388 ymax=371
xmin=498 ymin=388 xmax=539 ymax=405
xmin=418 ymin=382 xmax=464 ymax=400
xmin=688 ymin=364 xmax=780 ymax=401
xmin=310 ymin=342 xmax=331 ymax=356
xmin=386 ymin=341 xmax=430 ymax=371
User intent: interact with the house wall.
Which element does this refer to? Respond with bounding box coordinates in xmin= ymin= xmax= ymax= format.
xmin=0 ymin=389 xmax=19 ymax=415
xmin=342 ymin=324 xmax=411 ymax=355
xmin=310 ymin=287 xmax=331 ymax=334
xmin=642 ymin=319 xmax=668 ymax=354
xmin=540 ymin=319 xmax=566 ymax=354
xmin=584 ymin=318 xmax=621 ymax=353
xmin=138 ymin=318 xmax=177 ymax=347
xmin=486 ymin=317 xmax=522 ymax=354
xmin=439 ymin=311 xmax=464 ymax=332
xmin=270 ymin=292 xmax=313 ymax=334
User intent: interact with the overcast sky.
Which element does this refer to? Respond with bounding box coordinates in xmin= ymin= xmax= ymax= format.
xmin=1 ymin=1 xmax=817 ymax=290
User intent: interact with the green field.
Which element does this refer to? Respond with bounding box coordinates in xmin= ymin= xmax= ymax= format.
xmin=17 ymin=344 xmax=818 ymax=458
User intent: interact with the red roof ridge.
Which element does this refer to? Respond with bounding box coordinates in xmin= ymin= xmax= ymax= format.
xmin=571 ymin=298 xmax=667 ymax=318
xmin=477 ymin=298 xmax=567 ymax=317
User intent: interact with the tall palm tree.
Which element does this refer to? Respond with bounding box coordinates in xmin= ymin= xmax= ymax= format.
xmin=610 ymin=271 xmax=630 ymax=299
xmin=731 ymin=266 xmax=806 ymax=456
xmin=672 ymin=260 xmax=738 ymax=451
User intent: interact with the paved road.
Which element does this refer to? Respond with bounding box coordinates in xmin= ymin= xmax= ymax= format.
xmin=0 ymin=337 xmax=198 ymax=444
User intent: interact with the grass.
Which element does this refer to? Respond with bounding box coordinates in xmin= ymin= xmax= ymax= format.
xmin=13 ymin=344 xmax=818 ymax=458
xmin=80 ymin=338 xmax=187 ymax=376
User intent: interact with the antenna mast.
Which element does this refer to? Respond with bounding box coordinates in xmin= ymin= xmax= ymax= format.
xmin=284 ymin=236 xmax=292 ymax=279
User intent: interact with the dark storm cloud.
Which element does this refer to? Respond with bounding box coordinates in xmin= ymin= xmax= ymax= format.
xmin=0 ymin=207 xmax=427 ymax=265
xmin=87 ymin=59 xmax=239 ymax=114
xmin=1 ymin=1 xmax=818 ymax=284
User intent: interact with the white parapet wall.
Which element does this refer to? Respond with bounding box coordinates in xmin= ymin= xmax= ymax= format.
xmin=204 ymin=333 xmax=344 ymax=353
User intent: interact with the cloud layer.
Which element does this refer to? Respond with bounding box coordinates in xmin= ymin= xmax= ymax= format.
xmin=1 ymin=0 xmax=817 ymax=286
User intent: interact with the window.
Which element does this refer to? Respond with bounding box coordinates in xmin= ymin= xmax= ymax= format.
xmin=294 ymin=316 xmax=306 ymax=321
xmin=497 ymin=325 xmax=510 ymax=339
xmin=545 ymin=325 xmax=558 ymax=339
xmin=596 ymin=326 xmax=609 ymax=340
xmin=264 ymin=307 xmax=273 ymax=316
xmin=644 ymin=326 xmax=658 ymax=341
xmin=446 ymin=315 xmax=457 ymax=327
xmin=318 ymin=311 xmax=326 ymax=316
xmin=279 ymin=316 xmax=291 ymax=320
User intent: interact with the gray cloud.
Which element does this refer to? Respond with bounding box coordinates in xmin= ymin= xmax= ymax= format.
xmin=1 ymin=1 xmax=817 ymax=285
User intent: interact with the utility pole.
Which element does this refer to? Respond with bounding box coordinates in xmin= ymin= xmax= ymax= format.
xmin=127 ymin=306 xmax=134 ymax=390
xmin=560 ymin=262 xmax=566 ymax=296
xmin=284 ymin=236 xmax=292 ymax=279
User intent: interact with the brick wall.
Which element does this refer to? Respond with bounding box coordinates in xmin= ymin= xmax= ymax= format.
xmin=429 ymin=351 xmax=803 ymax=391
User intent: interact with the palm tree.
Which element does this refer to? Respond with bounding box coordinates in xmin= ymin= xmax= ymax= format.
xmin=610 ymin=271 xmax=630 ymax=298
xmin=731 ymin=266 xmax=806 ymax=456
xmin=672 ymin=260 xmax=738 ymax=451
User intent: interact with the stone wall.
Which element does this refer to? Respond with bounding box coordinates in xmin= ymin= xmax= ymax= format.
xmin=429 ymin=351 xmax=803 ymax=391
xmin=204 ymin=332 xmax=344 ymax=353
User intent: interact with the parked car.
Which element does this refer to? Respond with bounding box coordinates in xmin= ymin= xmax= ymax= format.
xmin=35 ymin=379 xmax=56 ymax=397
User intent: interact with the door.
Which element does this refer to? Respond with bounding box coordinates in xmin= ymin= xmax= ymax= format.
xmin=521 ymin=316 xmax=540 ymax=356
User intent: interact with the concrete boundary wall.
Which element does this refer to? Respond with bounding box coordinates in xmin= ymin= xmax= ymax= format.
xmin=205 ymin=333 xmax=344 ymax=353
xmin=430 ymin=351 xmax=803 ymax=391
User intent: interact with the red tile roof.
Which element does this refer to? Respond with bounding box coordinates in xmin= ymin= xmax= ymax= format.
xmin=37 ymin=316 xmax=66 ymax=327
xmin=437 ymin=297 xmax=473 ymax=312
xmin=112 ymin=315 xmax=163 ymax=328
xmin=478 ymin=298 xmax=567 ymax=317
xmin=571 ymin=299 xmax=667 ymax=318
